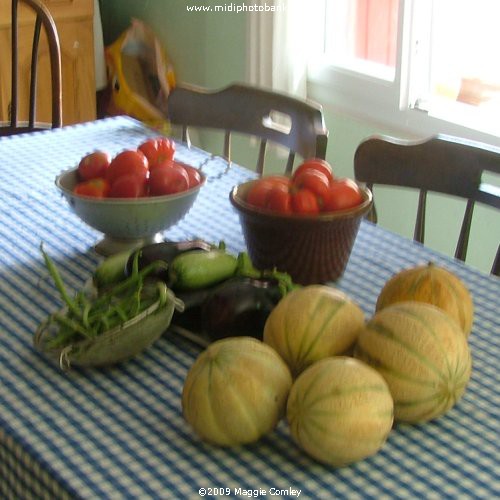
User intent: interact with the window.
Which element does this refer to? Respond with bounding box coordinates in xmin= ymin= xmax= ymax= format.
xmin=308 ymin=0 xmax=500 ymax=146
xmin=324 ymin=0 xmax=398 ymax=80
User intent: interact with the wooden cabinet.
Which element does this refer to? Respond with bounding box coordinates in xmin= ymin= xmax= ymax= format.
xmin=0 ymin=0 xmax=96 ymax=126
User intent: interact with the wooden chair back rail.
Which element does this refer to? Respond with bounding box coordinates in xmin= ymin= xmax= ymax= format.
xmin=168 ymin=83 xmax=328 ymax=175
xmin=2 ymin=0 xmax=62 ymax=136
xmin=354 ymin=134 xmax=500 ymax=275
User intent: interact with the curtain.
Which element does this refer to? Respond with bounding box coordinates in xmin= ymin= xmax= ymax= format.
xmin=247 ymin=0 xmax=323 ymax=98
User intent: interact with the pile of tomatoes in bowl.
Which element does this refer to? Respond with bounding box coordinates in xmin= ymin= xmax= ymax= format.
xmin=244 ymin=158 xmax=363 ymax=215
xmin=73 ymin=137 xmax=202 ymax=199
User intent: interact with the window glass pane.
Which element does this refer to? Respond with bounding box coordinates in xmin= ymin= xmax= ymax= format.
xmin=414 ymin=0 xmax=500 ymax=135
xmin=325 ymin=0 xmax=399 ymax=79
xmin=430 ymin=0 xmax=500 ymax=106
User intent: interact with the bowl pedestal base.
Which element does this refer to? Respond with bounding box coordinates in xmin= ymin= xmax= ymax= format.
xmin=94 ymin=233 xmax=164 ymax=256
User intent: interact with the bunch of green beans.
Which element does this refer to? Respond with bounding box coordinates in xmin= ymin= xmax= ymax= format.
xmin=40 ymin=244 xmax=169 ymax=350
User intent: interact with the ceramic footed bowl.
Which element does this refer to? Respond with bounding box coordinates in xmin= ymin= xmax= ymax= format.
xmin=56 ymin=167 xmax=205 ymax=255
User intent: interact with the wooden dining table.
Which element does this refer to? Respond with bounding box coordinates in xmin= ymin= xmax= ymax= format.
xmin=0 ymin=116 xmax=498 ymax=499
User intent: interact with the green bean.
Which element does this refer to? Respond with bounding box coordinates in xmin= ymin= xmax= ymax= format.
xmin=40 ymin=244 xmax=81 ymax=318
xmin=114 ymin=304 xmax=128 ymax=323
xmin=52 ymin=313 xmax=94 ymax=338
xmin=131 ymin=249 xmax=140 ymax=277
xmin=91 ymin=260 xmax=166 ymax=309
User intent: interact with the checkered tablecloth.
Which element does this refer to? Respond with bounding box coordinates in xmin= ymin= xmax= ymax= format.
xmin=0 ymin=117 xmax=498 ymax=500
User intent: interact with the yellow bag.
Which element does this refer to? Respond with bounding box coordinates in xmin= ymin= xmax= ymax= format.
xmin=105 ymin=19 xmax=176 ymax=132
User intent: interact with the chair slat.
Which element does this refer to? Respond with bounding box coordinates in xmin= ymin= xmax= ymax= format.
xmin=256 ymin=139 xmax=267 ymax=175
xmin=223 ymin=130 xmax=231 ymax=162
xmin=29 ymin=16 xmax=43 ymax=128
xmin=414 ymin=190 xmax=427 ymax=244
xmin=455 ymin=199 xmax=475 ymax=261
xmin=285 ymin=152 xmax=295 ymax=176
xmin=492 ymin=246 xmax=500 ymax=276
xmin=10 ymin=0 xmax=19 ymax=128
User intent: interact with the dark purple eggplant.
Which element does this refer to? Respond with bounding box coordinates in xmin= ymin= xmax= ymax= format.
xmin=200 ymin=277 xmax=282 ymax=341
xmin=170 ymin=284 xmax=219 ymax=333
xmin=125 ymin=239 xmax=213 ymax=283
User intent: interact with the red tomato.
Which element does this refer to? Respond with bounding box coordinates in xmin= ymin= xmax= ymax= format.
xmin=73 ymin=178 xmax=110 ymax=198
xmin=263 ymin=175 xmax=292 ymax=187
xmin=182 ymin=165 xmax=203 ymax=188
xmin=245 ymin=179 xmax=274 ymax=208
xmin=138 ymin=137 xmax=175 ymax=168
xmin=108 ymin=175 xmax=145 ymax=198
xmin=266 ymin=185 xmax=292 ymax=214
xmin=293 ymin=158 xmax=334 ymax=183
xmin=291 ymin=188 xmax=320 ymax=214
xmin=292 ymin=169 xmax=331 ymax=206
xmin=77 ymin=151 xmax=111 ymax=181
xmin=246 ymin=177 xmax=290 ymax=208
xmin=106 ymin=150 xmax=149 ymax=186
xmin=149 ymin=164 xmax=190 ymax=195
xmin=323 ymin=178 xmax=363 ymax=211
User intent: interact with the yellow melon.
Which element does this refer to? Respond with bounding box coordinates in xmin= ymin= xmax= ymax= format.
xmin=376 ymin=262 xmax=474 ymax=336
xmin=263 ymin=285 xmax=365 ymax=377
xmin=287 ymin=356 xmax=394 ymax=467
xmin=182 ymin=337 xmax=292 ymax=446
xmin=354 ymin=301 xmax=472 ymax=423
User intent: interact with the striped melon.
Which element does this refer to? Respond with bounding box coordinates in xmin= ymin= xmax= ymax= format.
xmin=287 ymin=356 xmax=394 ymax=467
xmin=354 ymin=301 xmax=472 ymax=423
xmin=182 ymin=337 xmax=292 ymax=446
xmin=263 ymin=285 xmax=365 ymax=377
xmin=376 ymin=262 xmax=474 ymax=336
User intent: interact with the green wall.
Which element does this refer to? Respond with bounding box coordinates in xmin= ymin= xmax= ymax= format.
xmin=99 ymin=0 xmax=247 ymax=86
xmin=99 ymin=0 xmax=499 ymax=274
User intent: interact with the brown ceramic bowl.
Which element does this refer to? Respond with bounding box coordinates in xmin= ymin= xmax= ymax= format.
xmin=230 ymin=180 xmax=373 ymax=285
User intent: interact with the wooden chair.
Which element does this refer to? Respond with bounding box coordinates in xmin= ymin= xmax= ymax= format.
xmin=354 ymin=134 xmax=500 ymax=275
xmin=167 ymin=83 xmax=328 ymax=175
xmin=1 ymin=0 xmax=62 ymax=136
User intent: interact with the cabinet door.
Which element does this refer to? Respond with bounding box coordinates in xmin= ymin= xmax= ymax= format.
xmin=0 ymin=0 xmax=96 ymax=126
xmin=58 ymin=17 xmax=96 ymax=124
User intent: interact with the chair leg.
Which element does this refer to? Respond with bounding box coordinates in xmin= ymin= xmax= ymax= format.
xmin=492 ymin=245 xmax=500 ymax=277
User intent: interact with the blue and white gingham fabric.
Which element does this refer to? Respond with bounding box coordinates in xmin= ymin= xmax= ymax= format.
xmin=0 ymin=117 xmax=498 ymax=500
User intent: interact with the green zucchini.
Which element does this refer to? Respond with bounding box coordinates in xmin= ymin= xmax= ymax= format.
xmin=93 ymin=250 xmax=133 ymax=288
xmin=168 ymin=249 xmax=238 ymax=290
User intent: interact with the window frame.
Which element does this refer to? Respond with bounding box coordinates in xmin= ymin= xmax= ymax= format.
xmin=306 ymin=0 xmax=500 ymax=147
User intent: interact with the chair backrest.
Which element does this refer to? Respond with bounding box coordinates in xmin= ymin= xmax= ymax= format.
xmin=167 ymin=83 xmax=329 ymax=175
xmin=1 ymin=0 xmax=62 ymax=136
xmin=354 ymin=134 xmax=500 ymax=275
